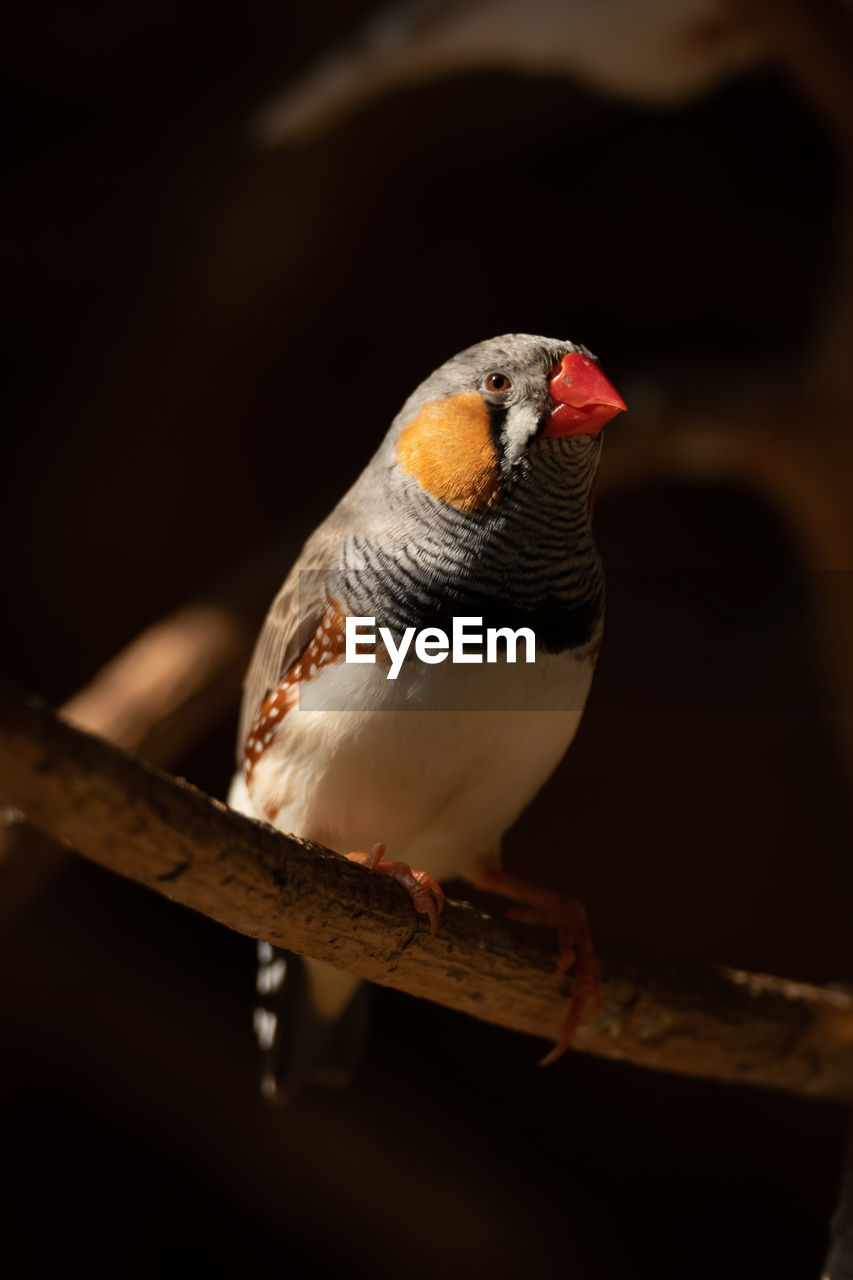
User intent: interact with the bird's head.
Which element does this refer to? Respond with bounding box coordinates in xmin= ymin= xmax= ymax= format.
xmin=386 ymin=333 xmax=626 ymax=515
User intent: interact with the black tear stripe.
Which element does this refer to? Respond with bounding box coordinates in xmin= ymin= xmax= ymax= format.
xmin=487 ymin=404 xmax=509 ymax=474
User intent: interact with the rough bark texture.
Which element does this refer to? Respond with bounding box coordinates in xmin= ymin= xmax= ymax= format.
xmin=2 ymin=682 xmax=852 ymax=1100
xmin=0 ymin=537 xmax=293 ymax=920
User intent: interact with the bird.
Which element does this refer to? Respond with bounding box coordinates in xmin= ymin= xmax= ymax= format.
xmin=227 ymin=332 xmax=626 ymax=1100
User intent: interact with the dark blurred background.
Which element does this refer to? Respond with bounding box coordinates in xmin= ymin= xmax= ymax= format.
xmin=4 ymin=2 xmax=853 ymax=1277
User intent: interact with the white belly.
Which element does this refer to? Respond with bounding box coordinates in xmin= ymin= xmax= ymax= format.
xmin=229 ymin=650 xmax=594 ymax=881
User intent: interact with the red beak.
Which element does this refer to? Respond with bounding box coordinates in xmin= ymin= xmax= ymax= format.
xmin=541 ymin=352 xmax=627 ymax=439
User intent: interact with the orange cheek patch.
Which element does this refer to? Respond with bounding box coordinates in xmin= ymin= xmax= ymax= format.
xmin=396 ymin=392 xmax=502 ymax=512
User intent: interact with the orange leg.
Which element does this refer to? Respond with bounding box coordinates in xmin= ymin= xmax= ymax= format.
xmin=347 ymin=843 xmax=445 ymax=936
xmin=468 ymin=867 xmax=601 ymax=1064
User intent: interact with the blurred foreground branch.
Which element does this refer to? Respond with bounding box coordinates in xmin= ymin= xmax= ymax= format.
xmin=2 ymin=682 xmax=853 ymax=1101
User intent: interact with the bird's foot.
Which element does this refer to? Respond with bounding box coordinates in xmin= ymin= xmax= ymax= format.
xmin=346 ymin=843 xmax=445 ymax=936
xmin=469 ymin=868 xmax=601 ymax=1064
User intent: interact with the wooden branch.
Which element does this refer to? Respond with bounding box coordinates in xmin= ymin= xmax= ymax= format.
xmin=58 ymin=533 xmax=311 ymax=758
xmin=0 ymin=533 xmax=297 ymax=922
xmin=0 ymin=601 xmax=250 ymax=923
xmin=61 ymin=601 xmax=251 ymax=760
xmin=0 ymin=819 xmax=68 ymax=931
xmin=2 ymin=683 xmax=852 ymax=1101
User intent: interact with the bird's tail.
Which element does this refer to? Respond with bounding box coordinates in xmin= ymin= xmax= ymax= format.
xmin=254 ymin=945 xmax=369 ymax=1104
xmin=226 ymin=771 xmax=370 ymax=1102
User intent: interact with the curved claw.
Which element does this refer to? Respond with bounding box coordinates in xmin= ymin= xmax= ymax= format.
xmin=468 ymin=866 xmax=602 ymax=1063
xmin=346 ymin=845 xmax=444 ymax=936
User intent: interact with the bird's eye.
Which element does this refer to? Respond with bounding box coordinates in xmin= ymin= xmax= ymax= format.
xmin=484 ymin=372 xmax=512 ymax=394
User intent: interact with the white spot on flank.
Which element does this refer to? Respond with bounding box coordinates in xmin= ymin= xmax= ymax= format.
xmin=268 ymin=707 xmax=278 ymax=718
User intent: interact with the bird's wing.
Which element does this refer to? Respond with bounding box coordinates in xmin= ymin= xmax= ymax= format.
xmin=237 ymin=525 xmax=341 ymax=761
